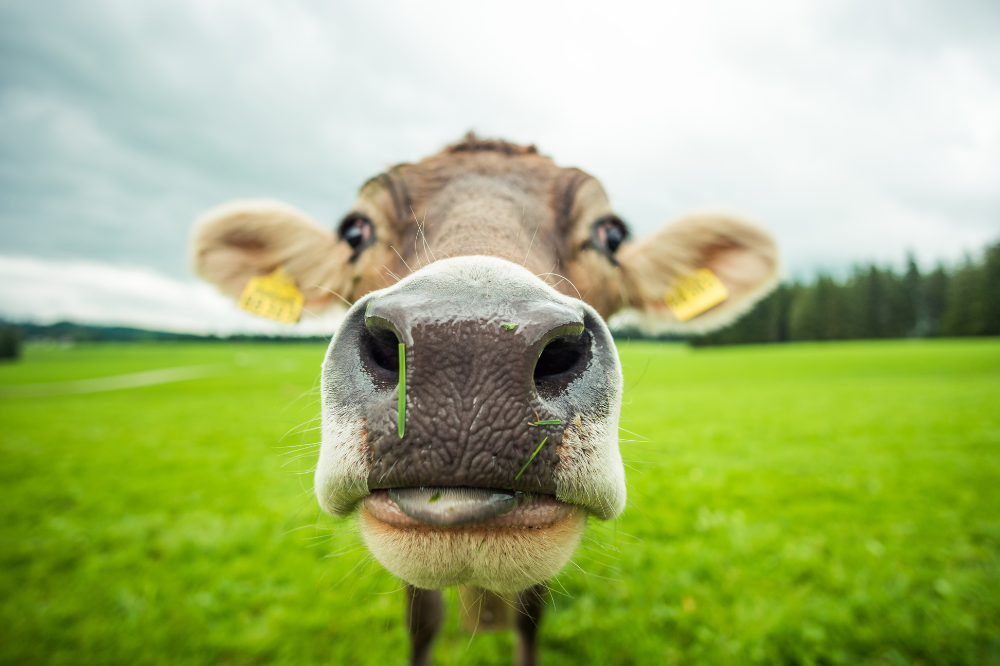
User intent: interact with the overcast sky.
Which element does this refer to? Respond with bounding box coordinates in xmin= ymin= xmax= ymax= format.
xmin=1 ymin=0 xmax=998 ymax=331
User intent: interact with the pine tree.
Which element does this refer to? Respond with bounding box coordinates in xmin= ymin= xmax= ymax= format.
xmin=0 ymin=326 xmax=21 ymax=361
xmin=923 ymin=264 xmax=949 ymax=336
xmin=982 ymin=242 xmax=1000 ymax=335
xmin=942 ymin=255 xmax=981 ymax=336
xmin=902 ymin=254 xmax=923 ymax=336
xmin=789 ymin=279 xmax=822 ymax=341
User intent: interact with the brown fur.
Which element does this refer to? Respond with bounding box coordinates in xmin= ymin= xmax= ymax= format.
xmin=192 ymin=135 xmax=778 ymax=328
xmin=445 ymin=131 xmax=539 ymax=156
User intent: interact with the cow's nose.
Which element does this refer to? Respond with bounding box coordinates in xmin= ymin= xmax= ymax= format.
xmin=325 ymin=285 xmax=617 ymax=495
xmin=363 ymin=293 xmax=588 ymax=395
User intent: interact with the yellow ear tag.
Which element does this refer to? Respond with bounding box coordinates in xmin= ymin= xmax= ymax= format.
xmin=664 ymin=268 xmax=729 ymax=322
xmin=237 ymin=267 xmax=304 ymax=324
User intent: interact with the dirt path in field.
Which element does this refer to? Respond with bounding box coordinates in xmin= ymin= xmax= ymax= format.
xmin=0 ymin=364 xmax=228 ymax=397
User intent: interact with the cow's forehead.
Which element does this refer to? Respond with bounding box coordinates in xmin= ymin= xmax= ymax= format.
xmin=360 ymin=145 xmax=604 ymax=229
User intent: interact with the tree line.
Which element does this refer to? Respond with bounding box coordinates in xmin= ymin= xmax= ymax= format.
xmin=692 ymin=238 xmax=1000 ymax=346
xmin=0 ymin=321 xmax=333 ymax=361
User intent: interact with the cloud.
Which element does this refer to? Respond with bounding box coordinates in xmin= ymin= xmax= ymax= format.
xmin=0 ymin=255 xmax=344 ymax=336
xmin=0 ymin=0 xmax=998 ymax=326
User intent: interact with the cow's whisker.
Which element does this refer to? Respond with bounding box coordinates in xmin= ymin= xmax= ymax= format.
xmin=617 ymin=426 xmax=650 ymax=441
xmin=522 ymin=215 xmax=541 ymax=267
xmin=535 ymin=272 xmax=582 ymax=300
xmin=309 ymin=283 xmax=352 ymax=307
xmin=512 ymin=203 xmax=526 ymax=256
xmin=390 ymin=245 xmax=414 ymax=275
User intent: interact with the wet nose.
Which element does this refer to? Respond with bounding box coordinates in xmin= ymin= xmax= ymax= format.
xmin=364 ymin=293 xmax=587 ymax=388
xmin=324 ymin=278 xmax=619 ymax=495
xmin=364 ymin=291 xmax=592 ymax=487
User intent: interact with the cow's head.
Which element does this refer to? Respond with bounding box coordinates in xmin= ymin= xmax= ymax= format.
xmin=191 ymin=135 xmax=778 ymax=593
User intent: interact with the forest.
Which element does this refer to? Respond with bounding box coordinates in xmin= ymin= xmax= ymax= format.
xmin=691 ymin=238 xmax=1000 ymax=346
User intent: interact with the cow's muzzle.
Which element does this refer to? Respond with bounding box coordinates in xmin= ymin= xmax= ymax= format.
xmin=317 ymin=257 xmax=625 ymax=523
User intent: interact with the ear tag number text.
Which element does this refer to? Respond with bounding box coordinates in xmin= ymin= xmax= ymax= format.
xmin=664 ymin=268 xmax=729 ymax=321
xmin=237 ymin=267 xmax=304 ymax=324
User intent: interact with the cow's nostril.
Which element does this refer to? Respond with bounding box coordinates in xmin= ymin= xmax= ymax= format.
xmin=534 ymin=332 xmax=587 ymax=381
xmin=364 ymin=324 xmax=400 ymax=375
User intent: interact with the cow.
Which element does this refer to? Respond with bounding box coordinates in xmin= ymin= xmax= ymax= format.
xmin=190 ymin=134 xmax=778 ymax=666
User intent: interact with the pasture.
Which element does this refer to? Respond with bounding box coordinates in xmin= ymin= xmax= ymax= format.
xmin=1 ymin=339 xmax=998 ymax=665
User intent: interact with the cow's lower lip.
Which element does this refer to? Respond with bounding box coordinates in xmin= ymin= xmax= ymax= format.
xmin=364 ymin=488 xmax=574 ymax=528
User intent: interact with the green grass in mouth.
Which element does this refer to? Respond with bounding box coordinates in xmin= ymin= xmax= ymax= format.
xmin=397 ymin=343 xmax=405 ymax=439
xmin=514 ymin=437 xmax=548 ymax=481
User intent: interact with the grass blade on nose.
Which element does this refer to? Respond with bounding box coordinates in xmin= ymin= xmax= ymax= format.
xmin=398 ymin=343 xmax=406 ymax=438
xmin=514 ymin=437 xmax=548 ymax=481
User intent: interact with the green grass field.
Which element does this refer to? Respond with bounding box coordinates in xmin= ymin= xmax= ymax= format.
xmin=1 ymin=339 xmax=998 ymax=665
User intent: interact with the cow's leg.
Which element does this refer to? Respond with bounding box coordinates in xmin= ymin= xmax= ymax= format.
xmin=513 ymin=584 xmax=547 ymax=666
xmin=406 ymin=585 xmax=444 ymax=666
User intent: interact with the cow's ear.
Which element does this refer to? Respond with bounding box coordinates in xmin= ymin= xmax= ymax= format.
xmin=191 ymin=199 xmax=352 ymax=311
xmin=615 ymin=213 xmax=779 ymax=333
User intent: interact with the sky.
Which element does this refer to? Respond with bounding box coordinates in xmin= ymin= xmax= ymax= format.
xmin=1 ymin=0 xmax=998 ymax=333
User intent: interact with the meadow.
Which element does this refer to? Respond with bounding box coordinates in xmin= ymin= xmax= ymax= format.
xmin=0 ymin=338 xmax=997 ymax=665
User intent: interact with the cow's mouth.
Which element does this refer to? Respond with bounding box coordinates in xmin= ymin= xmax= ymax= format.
xmin=359 ymin=487 xmax=586 ymax=591
xmin=364 ymin=488 xmax=574 ymax=529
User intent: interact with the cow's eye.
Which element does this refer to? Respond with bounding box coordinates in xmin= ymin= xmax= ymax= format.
xmin=591 ymin=215 xmax=628 ymax=256
xmin=338 ymin=213 xmax=375 ymax=253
